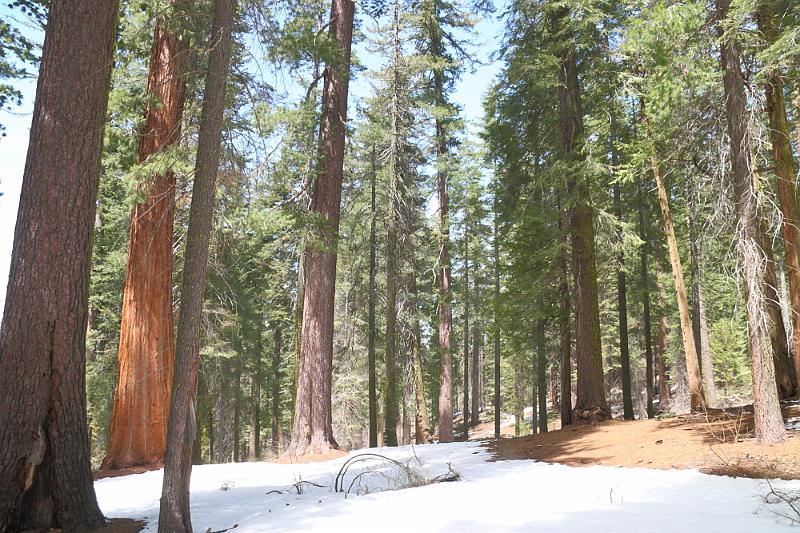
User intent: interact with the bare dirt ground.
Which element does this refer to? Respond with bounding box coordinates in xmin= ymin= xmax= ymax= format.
xmin=487 ymin=404 xmax=800 ymax=480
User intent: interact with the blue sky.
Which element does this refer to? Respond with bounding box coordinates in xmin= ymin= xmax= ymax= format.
xmin=0 ymin=3 xmax=504 ymax=314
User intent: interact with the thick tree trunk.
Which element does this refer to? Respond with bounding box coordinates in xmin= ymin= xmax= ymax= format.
xmin=0 ymin=2 xmax=117 ymax=529
xmin=104 ymin=1 xmax=189 ymax=470
xmin=717 ymin=0 xmax=785 ymax=443
xmin=435 ymin=108 xmax=454 ymax=442
xmin=157 ymin=1 xmax=235 ymax=528
xmin=643 ymin=102 xmax=706 ymax=411
xmin=367 ymin=147 xmax=378 ymax=447
xmin=272 ymin=325 xmax=284 ymax=452
xmin=287 ymin=0 xmax=354 ymax=455
xmin=756 ymin=2 xmax=800 ymax=399
xmin=551 ymin=9 xmax=609 ymax=423
xmin=614 ymin=180 xmax=634 ymax=420
xmin=637 ymin=177 xmax=656 ymax=418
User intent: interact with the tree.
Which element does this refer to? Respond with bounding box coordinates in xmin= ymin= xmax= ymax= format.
xmin=288 ymin=0 xmax=356 ymax=455
xmin=550 ymin=4 xmax=609 ymax=422
xmin=157 ymin=0 xmax=236 ymax=528
xmin=0 ymin=1 xmax=118 ymax=529
xmin=641 ymin=99 xmax=706 ymax=411
xmin=716 ymin=0 xmax=785 ymax=443
xmin=637 ymin=176 xmax=655 ymax=418
xmin=756 ymin=0 xmax=800 ymax=397
xmin=384 ymin=0 xmax=403 ymax=446
xmin=368 ymin=146 xmax=379 ymax=447
xmin=492 ymin=181 xmax=502 ymax=438
xmin=104 ymin=0 xmax=190 ymax=470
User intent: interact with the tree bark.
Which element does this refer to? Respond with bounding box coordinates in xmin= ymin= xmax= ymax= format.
xmin=157 ymin=0 xmax=235 ymax=528
xmin=551 ymin=8 xmax=609 ymax=423
xmin=0 ymin=1 xmax=117 ymax=529
xmin=637 ymin=176 xmax=656 ymax=418
xmin=642 ymin=100 xmax=706 ymax=412
xmin=761 ymin=225 xmax=795 ymax=398
xmin=287 ymin=0 xmax=355 ymax=455
xmin=717 ymin=0 xmax=785 ymax=443
xmin=384 ymin=2 xmax=402 ymax=446
xmin=435 ymin=104 xmax=454 ymax=441
xmin=756 ymin=1 xmax=800 ymax=399
xmin=104 ymin=1 xmax=189 ymax=470
xmin=367 ymin=146 xmax=378 ymax=447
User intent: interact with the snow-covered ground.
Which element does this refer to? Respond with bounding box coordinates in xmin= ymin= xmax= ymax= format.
xmin=96 ymin=441 xmax=800 ymax=532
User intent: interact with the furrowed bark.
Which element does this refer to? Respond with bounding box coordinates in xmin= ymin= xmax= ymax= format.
xmin=105 ymin=0 xmax=189 ymax=470
xmin=0 ymin=1 xmax=118 ymax=529
xmin=717 ymin=0 xmax=785 ymax=443
xmin=287 ymin=0 xmax=355 ymax=455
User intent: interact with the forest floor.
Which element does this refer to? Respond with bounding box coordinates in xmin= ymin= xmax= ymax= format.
xmin=487 ymin=403 xmax=800 ymax=480
xmin=95 ymin=438 xmax=800 ymax=532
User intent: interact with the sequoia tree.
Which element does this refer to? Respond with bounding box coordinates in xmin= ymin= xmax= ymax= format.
xmin=287 ymin=0 xmax=356 ymax=455
xmin=104 ymin=0 xmax=190 ymax=470
xmin=0 ymin=0 xmax=118 ymax=529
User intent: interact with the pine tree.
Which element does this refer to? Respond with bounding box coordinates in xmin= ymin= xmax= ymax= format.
xmin=0 ymin=1 xmax=118 ymax=528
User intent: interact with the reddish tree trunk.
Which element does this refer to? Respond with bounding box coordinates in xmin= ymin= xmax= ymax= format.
xmin=756 ymin=2 xmax=800 ymax=399
xmin=287 ymin=0 xmax=355 ymax=456
xmin=0 ymin=1 xmax=118 ymax=529
xmin=104 ymin=3 xmax=189 ymax=470
xmin=434 ymin=64 xmax=454 ymax=442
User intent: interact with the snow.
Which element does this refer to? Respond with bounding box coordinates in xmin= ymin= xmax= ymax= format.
xmin=95 ymin=441 xmax=800 ymax=532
